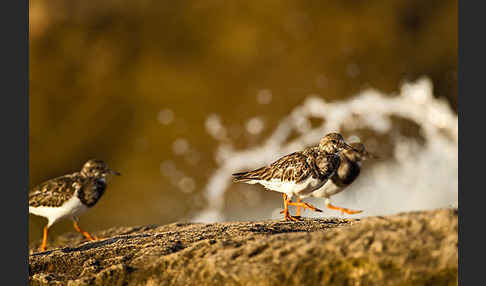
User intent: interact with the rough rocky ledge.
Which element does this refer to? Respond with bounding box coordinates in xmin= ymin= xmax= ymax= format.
xmin=29 ymin=208 xmax=457 ymax=286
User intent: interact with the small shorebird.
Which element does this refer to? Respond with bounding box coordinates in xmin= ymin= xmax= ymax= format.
xmin=232 ymin=132 xmax=357 ymax=221
xmin=293 ymin=142 xmax=376 ymax=216
xmin=29 ymin=159 xmax=120 ymax=251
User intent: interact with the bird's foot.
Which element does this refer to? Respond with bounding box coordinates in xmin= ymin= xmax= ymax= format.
xmin=288 ymin=201 xmax=323 ymax=213
xmin=326 ymin=202 xmax=363 ymax=215
xmin=280 ymin=209 xmax=302 ymax=221
xmin=83 ymin=232 xmax=99 ymax=241
xmin=284 ymin=213 xmax=302 ymax=222
xmin=73 ymin=221 xmax=100 ymax=241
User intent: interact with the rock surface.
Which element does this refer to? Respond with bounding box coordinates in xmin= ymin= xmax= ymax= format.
xmin=29 ymin=208 xmax=457 ymax=286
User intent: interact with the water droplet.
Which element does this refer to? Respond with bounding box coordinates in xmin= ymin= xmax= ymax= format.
xmin=157 ymin=109 xmax=174 ymax=125
xmin=172 ymin=138 xmax=190 ymax=155
xmin=246 ymin=117 xmax=264 ymax=135
xmin=178 ymin=177 xmax=196 ymax=193
xmin=256 ymin=89 xmax=272 ymax=104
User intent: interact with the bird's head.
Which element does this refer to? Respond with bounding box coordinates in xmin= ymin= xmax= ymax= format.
xmin=319 ymin=132 xmax=355 ymax=154
xmin=80 ymin=159 xmax=121 ymax=179
xmin=342 ymin=142 xmax=378 ymax=162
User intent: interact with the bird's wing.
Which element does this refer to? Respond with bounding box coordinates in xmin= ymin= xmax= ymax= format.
xmin=233 ymin=152 xmax=312 ymax=183
xmin=29 ymin=174 xmax=81 ymax=207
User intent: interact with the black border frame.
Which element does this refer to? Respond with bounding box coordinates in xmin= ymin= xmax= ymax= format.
xmin=0 ymin=0 xmax=29 ymax=283
xmin=458 ymin=1 xmax=474 ymax=285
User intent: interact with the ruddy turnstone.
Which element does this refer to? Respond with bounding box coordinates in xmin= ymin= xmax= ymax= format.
xmin=294 ymin=142 xmax=376 ymax=216
xmin=232 ymin=132 xmax=357 ymax=221
xmin=29 ymin=159 xmax=120 ymax=251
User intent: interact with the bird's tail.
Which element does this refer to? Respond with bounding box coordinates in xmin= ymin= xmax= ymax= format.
xmin=232 ymin=167 xmax=267 ymax=182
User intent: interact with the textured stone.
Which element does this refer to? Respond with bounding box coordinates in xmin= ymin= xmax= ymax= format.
xmin=29 ymin=209 xmax=457 ymax=286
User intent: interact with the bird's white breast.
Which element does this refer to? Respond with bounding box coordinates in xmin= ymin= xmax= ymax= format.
xmin=251 ymin=176 xmax=326 ymax=199
xmin=29 ymin=191 xmax=88 ymax=227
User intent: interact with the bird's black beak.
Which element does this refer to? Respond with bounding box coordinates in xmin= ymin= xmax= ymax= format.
xmin=109 ymin=169 xmax=121 ymax=176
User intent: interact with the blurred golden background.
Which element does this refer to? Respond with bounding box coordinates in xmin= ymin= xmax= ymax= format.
xmin=29 ymin=0 xmax=457 ymax=243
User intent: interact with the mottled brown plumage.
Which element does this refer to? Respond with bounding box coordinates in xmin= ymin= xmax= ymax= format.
xmin=29 ymin=159 xmax=120 ymax=252
xmin=232 ymin=147 xmax=340 ymax=185
xmin=29 ymin=174 xmax=87 ymax=207
xmin=29 ymin=159 xmax=118 ymax=208
xmin=232 ymin=132 xmax=355 ymax=221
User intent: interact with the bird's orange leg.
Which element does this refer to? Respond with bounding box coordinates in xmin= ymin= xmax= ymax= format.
xmin=282 ymin=194 xmax=300 ymax=222
xmin=73 ymin=221 xmax=97 ymax=241
xmin=295 ymin=199 xmax=302 ymax=217
xmin=288 ymin=198 xmax=323 ymax=214
xmin=40 ymin=226 xmax=48 ymax=252
xmin=281 ymin=198 xmax=304 ymax=216
xmin=325 ymin=199 xmax=363 ymax=215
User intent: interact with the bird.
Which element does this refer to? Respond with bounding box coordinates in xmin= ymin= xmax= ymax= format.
xmin=293 ymin=142 xmax=376 ymax=216
xmin=232 ymin=132 xmax=357 ymax=221
xmin=29 ymin=159 xmax=120 ymax=252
